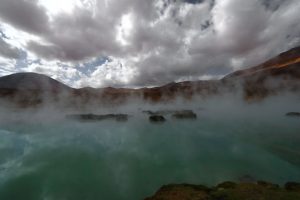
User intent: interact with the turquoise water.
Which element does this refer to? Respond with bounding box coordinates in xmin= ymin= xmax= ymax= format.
xmin=0 ymin=100 xmax=300 ymax=200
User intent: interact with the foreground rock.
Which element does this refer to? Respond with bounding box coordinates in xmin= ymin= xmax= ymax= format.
xmin=145 ymin=184 xmax=210 ymax=200
xmin=172 ymin=110 xmax=197 ymax=120
xmin=145 ymin=181 xmax=300 ymax=200
xmin=66 ymin=113 xmax=128 ymax=122
xmin=286 ymin=112 xmax=300 ymax=117
xmin=149 ymin=115 xmax=166 ymax=123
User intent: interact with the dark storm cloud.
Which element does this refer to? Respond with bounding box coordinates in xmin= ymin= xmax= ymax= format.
xmin=0 ymin=0 xmax=300 ymax=87
xmin=0 ymin=0 xmax=49 ymax=34
xmin=0 ymin=37 xmax=19 ymax=59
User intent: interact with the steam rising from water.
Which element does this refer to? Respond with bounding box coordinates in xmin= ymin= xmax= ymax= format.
xmin=0 ymin=94 xmax=300 ymax=200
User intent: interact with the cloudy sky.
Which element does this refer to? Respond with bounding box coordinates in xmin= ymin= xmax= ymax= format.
xmin=0 ymin=0 xmax=299 ymax=88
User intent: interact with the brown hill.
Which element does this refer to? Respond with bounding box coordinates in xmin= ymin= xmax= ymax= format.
xmin=224 ymin=46 xmax=300 ymax=79
xmin=222 ymin=46 xmax=300 ymax=100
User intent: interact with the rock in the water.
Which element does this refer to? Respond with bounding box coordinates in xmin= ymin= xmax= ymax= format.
xmin=66 ymin=113 xmax=128 ymax=122
xmin=149 ymin=115 xmax=166 ymax=123
xmin=286 ymin=112 xmax=300 ymax=117
xmin=172 ymin=110 xmax=197 ymax=120
xmin=66 ymin=114 xmax=95 ymax=121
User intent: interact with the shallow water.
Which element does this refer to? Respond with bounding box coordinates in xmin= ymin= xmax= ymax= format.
xmin=0 ymin=97 xmax=300 ymax=200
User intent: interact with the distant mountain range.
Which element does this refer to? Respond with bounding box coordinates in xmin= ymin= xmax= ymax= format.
xmin=0 ymin=46 xmax=299 ymax=108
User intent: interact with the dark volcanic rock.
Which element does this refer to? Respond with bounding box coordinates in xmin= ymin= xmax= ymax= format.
xmin=286 ymin=112 xmax=300 ymax=117
xmin=149 ymin=115 xmax=166 ymax=123
xmin=172 ymin=110 xmax=197 ymax=120
xmin=66 ymin=113 xmax=128 ymax=122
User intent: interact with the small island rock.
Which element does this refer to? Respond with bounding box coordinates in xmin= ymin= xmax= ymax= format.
xmin=149 ymin=115 xmax=166 ymax=123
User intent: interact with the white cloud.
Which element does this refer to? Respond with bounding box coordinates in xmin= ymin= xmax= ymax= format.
xmin=76 ymin=57 xmax=137 ymax=88
xmin=0 ymin=0 xmax=299 ymax=88
xmin=38 ymin=0 xmax=79 ymax=16
xmin=116 ymin=13 xmax=134 ymax=46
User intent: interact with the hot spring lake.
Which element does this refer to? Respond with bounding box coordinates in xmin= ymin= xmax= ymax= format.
xmin=0 ymin=97 xmax=300 ymax=200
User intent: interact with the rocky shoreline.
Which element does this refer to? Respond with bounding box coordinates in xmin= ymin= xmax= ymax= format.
xmin=145 ymin=181 xmax=300 ymax=200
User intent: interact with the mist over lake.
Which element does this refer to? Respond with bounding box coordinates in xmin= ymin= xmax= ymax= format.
xmin=0 ymin=94 xmax=299 ymax=200
xmin=1 ymin=0 xmax=300 ymax=198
